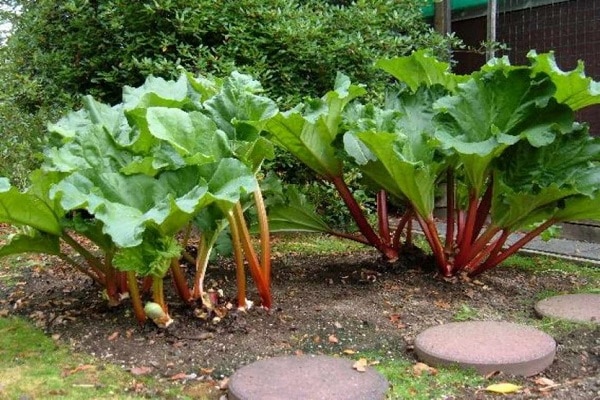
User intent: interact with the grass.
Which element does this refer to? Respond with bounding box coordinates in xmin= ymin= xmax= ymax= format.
xmin=0 ymin=317 xmax=201 ymax=400
xmin=271 ymin=232 xmax=372 ymax=255
xmin=354 ymin=351 xmax=484 ymax=400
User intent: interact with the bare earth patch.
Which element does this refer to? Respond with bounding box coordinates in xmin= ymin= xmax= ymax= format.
xmin=1 ymin=246 xmax=598 ymax=399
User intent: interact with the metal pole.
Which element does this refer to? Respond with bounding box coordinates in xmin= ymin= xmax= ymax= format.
xmin=486 ymin=0 xmax=498 ymax=61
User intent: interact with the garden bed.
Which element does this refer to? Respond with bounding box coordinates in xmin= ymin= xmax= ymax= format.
xmin=0 ymin=237 xmax=598 ymax=399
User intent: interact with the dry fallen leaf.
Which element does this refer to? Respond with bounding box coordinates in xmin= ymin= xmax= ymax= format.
xmin=200 ymin=367 xmax=215 ymax=375
xmin=353 ymin=358 xmax=368 ymax=372
xmin=343 ymin=349 xmax=356 ymax=355
xmin=534 ymin=377 xmax=556 ymax=387
xmin=485 ymin=383 xmax=522 ymax=394
xmin=412 ymin=362 xmax=438 ymax=376
xmin=62 ymin=364 xmax=95 ymax=377
xmin=107 ymin=331 xmax=119 ymax=341
xmin=328 ymin=334 xmax=339 ymax=344
xmin=218 ymin=377 xmax=229 ymax=390
xmin=130 ymin=366 xmax=153 ymax=376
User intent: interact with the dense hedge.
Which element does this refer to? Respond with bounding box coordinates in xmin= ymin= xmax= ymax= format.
xmin=2 ymin=0 xmax=451 ymax=108
xmin=0 ymin=0 xmax=455 ymax=198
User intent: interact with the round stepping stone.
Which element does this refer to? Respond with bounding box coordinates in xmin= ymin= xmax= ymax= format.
xmin=414 ymin=321 xmax=556 ymax=376
xmin=535 ymin=293 xmax=600 ymax=324
xmin=228 ymin=355 xmax=388 ymax=400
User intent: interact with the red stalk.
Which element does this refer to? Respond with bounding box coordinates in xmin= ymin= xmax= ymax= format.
xmin=330 ymin=175 xmax=397 ymax=260
xmin=454 ymin=225 xmax=501 ymax=269
xmin=456 ymin=209 xmax=466 ymax=246
xmin=377 ymin=190 xmax=391 ymax=246
xmin=392 ymin=209 xmax=413 ymax=249
xmin=461 ymin=230 xmax=508 ymax=274
xmin=142 ymin=276 xmax=153 ymax=293
xmin=444 ymin=169 xmax=456 ymax=253
xmin=472 ymin=180 xmax=493 ymax=241
xmin=416 ymin=214 xmax=449 ymax=276
xmin=471 ymin=219 xmax=556 ymax=276
xmin=458 ymin=191 xmax=479 ymax=255
xmin=61 ymin=232 xmax=106 ymax=283
xmin=170 ymin=258 xmax=192 ymax=303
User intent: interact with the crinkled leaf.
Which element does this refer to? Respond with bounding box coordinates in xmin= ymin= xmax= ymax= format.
xmin=434 ymin=68 xmax=574 ymax=195
xmin=376 ymin=50 xmax=465 ymax=92
xmin=0 ymin=233 xmax=61 ymax=257
xmin=0 ymin=178 xmax=62 ymax=235
xmin=113 ymin=234 xmax=181 ymax=278
xmin=528 ymin=51 xmax=600 ymax=111
xmin=204 ymin=72 xmax=279 ymax=141
xmin=346 ymin=87 xmax=446 ymax=217
xmin=44 ymin=125 xmax=132 ymax=173
xmin=492 ymin=127 xmax=600 ymax=228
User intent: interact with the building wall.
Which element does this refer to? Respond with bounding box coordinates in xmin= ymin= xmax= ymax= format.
xmin=452 ymin=0 xmax=600 ymax=135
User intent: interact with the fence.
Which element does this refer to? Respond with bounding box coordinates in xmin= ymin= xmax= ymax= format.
xmin=451 ymin=0 xmax=600 ymax=136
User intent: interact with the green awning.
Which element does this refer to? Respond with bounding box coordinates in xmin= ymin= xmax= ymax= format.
xmin=422 ymin=0 xmax=488 ymax=17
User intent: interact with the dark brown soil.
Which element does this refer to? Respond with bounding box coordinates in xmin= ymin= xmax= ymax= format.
xmin=1 ymin=240 xmax=598 ymax=399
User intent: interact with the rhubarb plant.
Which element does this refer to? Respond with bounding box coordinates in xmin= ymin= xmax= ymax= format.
xmin=0 ymin=71 xmax=277 ymax=326
xmin=346 ymin=50 xmax=600 ymax=276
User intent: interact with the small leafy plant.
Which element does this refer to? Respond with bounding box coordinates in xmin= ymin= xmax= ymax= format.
xmin=0 ymin=71 xmax=277 ymax=326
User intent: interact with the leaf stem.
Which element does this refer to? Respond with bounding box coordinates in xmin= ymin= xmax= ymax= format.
xmin=330 ymin=175 xmax=397 ymax=260
xmin=377 ymin=190 xmax=391 ymax=246
xmin=126 ymin=271 xmax=146 ymax=325
xmin=170 ymin=257 xmax=192 ymax=303
xmin=227 ymin=211 xmax=247 ymax=309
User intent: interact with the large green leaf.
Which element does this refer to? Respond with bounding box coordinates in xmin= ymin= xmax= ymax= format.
xmin=528 ymin=51 xmax=600 ymax=111
xmin=0 ymin=233 xmax=61 ymax=257
xmin=345 ymin=87 xmax=446 ymax=217
xmin=0 ymin=178 xmax=62 ymax=235
xmin=266 ymin=73 xmax=364 ymax=179
xmin=50 ymin=158 xmax=255 ymax=248
xmin=268 ymin=186 xmax=332 ymax=233
xmin=492 ymin=127 xmax=600 ymax=229
xmin=434 ymin=68 xmax=574 ymax=195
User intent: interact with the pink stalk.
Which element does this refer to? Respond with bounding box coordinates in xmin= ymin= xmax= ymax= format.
xmin=458 ymin=191 xmax=479 ymax=255
xmin=330 ymin=175 xmax=397 ymax=260
xmin=377 ymin=190 xmax=391 ymax=246
xmin=472 ymin=180 xmax=493 ymax=241
xmin=456 ymin=209 xmax=466 ymax=246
